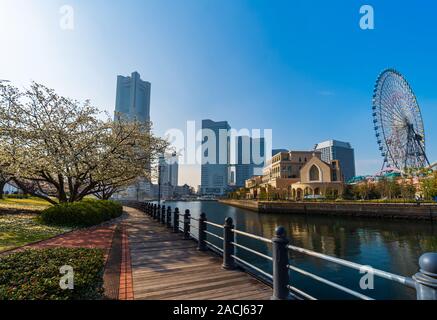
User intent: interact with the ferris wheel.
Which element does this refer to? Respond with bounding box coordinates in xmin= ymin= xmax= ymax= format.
xmin=372 ymin=69 xmax=430 ymax=172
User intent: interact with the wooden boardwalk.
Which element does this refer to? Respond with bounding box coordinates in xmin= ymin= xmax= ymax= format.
xmin=124 ymin=207 xmax=272 ymax=300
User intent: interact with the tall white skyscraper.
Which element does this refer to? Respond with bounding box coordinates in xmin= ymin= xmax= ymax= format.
xmin=113 ymin=71 xmax=152 ymax=200
xmin=114 ymin=71 xmax=151 ymax=122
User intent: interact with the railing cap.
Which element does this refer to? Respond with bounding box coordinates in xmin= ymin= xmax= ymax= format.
xmin=419 ymin=253 xmax=437 ymax=277
xmin=275 ymin=226 xmax=287 ymax=238
xmin=225 ymin=217 xmax=233 ymax=226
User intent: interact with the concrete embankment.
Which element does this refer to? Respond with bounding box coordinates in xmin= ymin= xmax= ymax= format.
xmin=219 ymin=199 xmax=437 ymax=221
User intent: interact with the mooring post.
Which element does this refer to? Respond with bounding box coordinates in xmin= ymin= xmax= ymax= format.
xmin=413 ymin=253 xmax=437 ymax=300
xmin=198 ymin=213 xmax=207 ymax=251
xmin=167 ymin=206 xmax=172 ymax=228
xmin=222 ymin=217 xmax=236 ymax=270
xmin=183 ymin=209 xmax=191 ymax=240
xmin=161 ymin=205 xmax=166 ymax=225
xmin=173 ymin=208 xmax=180 ymax=233
xmin=271 ymin=226 xmax=291 ymax=300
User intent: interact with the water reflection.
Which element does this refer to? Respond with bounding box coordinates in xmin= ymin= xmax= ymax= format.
xmin=163 ymin=201 xmax=437 ymax=300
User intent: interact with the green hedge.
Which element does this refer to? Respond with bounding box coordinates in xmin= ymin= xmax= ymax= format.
xmin=40 ymin=200 xmax=123 ymax=227
xmin=0 ymin=248 xmax=105 ymax=300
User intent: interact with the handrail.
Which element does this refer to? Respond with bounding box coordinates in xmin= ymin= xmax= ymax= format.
xmin=232 ymin=228 xmax=273 ymax=244
xmin=231 ymin=254 xmax=273 ymax=280
xmin=204 ymin=240 xmax=223 ymax=253
xmin=231 ymin=241 xmax=272 ymax=261
xmin=287 ymin=264 xmax=374 ymax=300
xmin=205 ymin=221 xmax=223 ymax=229
xmin=287 ymin=244 xmax=416 ymax=288
xmin=204 ymin=230 xmax=224 ymax=241
xmin=143 ymin=202 xmax=437 ymax=301
xmin=287 ymin=285 xmax=317 ymax=300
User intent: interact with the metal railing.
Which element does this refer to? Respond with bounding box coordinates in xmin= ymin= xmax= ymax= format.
xmin=143 ymin=202 xmax=437 ymax=300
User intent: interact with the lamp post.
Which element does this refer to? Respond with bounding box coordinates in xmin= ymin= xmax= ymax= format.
xmin=157 ymin=161 xmax=162 ymax=205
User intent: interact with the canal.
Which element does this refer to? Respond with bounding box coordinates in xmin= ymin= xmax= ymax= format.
xmin=163 ymin=200 xmax=437 ymax=300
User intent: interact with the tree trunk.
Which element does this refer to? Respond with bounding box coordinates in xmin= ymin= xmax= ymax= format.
xmin=0 ymin=181 xmax=6 ymax=199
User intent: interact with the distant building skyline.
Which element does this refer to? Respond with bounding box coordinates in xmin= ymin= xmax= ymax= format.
xmin=3 ymin=2 xmax=437 ymax=188
xmin=315 ymin=140 xmax=356 ymax=182
xmin=114 ymin=71 xmax=151 ymax=123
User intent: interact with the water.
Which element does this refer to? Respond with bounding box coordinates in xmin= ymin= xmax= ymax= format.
xmin=161 ymin=201 xmax=437 ymax=300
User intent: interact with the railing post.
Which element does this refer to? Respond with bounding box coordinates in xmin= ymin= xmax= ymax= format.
xmin=173 ymin=208 xmax=180 ymax=233
xmin=153 ymin=204 xmax=157 ymax=219
xmin=198 ymin=213 xmax=207 ymax=251
xmin=413 ymin=253 xmax=437 ymax=300
xmin=156 ymin=205 xmax=161 ymax=221
xmin=161 ymin=205 xmax=166 ymax=225
xmin=271 ymin=226 xmax=290 ymax=300
xmin=183 ymin=209 xmax=191 ymax=240
xmin=222 ymin=217 xmax=236 ymax=270
xmin=166 ymin=207 xmax=172 ymax=228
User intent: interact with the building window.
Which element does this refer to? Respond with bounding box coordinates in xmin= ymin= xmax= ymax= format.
xmin=309 ymin=165 xmax=320 ymax=181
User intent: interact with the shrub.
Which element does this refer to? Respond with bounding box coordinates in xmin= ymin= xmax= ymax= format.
xmin=0 ymin=248 xmax=105 ymax=300
xmin=40 ymin=200 xmax=123 ymax=227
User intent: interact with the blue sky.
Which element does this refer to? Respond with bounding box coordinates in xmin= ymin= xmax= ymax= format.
xmin=1 ymin=0 xmax=437 ymax=187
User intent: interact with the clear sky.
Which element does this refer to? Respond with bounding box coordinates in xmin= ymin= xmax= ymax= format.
xmin=1 ymin=0 xmax=436 ymax=187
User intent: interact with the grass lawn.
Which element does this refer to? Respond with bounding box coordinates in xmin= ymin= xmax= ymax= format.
xmin=0 ymin=214 xmax=70 ymax=252
xmin=0 ymin=197 xmax=53 ymax=211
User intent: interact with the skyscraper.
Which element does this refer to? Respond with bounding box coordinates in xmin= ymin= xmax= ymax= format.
xmin=235 ymin=136 xmax=265 ymax=187
xmin=200 ymin=119 xmax=230 ymax=195
xmin=314 ymin=140 xmax=356 ymax=181
xmin=114 ymin=71 xmax=151 ymax=122
xmin=113 ymin=71 xmax=152 ymax=200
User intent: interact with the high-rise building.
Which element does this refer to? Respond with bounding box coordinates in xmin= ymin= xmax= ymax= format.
xmin=113 ymin=71 xmax=152 ymax=201
xmin=235 ymin=136 xmax=265 ymax=187
xmin=200 ymin=119 xmax=230 ymax=195
xmin=114 ymin=71 xmax=151 ymax=123
xmin=314 ymin=140 xmax=356 ymax=181
xmin=159 ymin=152 xmax=179 ymax=187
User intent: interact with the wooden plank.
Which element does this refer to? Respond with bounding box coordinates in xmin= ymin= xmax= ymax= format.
xmin=170 ymin=282 xmax=271 ymax=300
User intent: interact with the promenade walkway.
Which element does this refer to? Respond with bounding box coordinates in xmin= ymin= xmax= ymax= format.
xmin=124 ymin=207 xmax=272 ymax=300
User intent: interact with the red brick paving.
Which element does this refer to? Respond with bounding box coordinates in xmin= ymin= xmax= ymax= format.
xmin=119 ymin=225 xmax=134 ymax=300
xmin=27 ymin=225 xmax=117 ymax=259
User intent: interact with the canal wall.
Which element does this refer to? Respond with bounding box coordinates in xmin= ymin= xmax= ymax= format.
xmin=219 ymin=199 xmax=437 ymax=221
